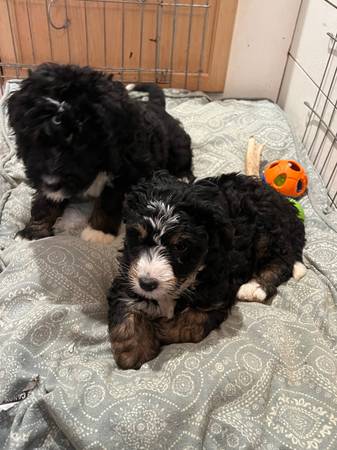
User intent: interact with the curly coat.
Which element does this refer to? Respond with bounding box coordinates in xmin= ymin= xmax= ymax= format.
xmin=7 ymin=64 xmax=192 ymax=241
xmin=107 ymin=171 xmax=306 ymax=369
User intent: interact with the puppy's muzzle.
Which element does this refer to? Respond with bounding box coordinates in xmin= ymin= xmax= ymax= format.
xmin=42 ymin=175 xmax=62 ymax=192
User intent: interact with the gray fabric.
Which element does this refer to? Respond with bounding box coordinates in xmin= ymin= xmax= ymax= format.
xmin=1 ymin=83 xmax=337 ymax=450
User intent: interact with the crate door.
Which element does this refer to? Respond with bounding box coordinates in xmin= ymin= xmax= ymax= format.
xmin=0 ymin=0 xmax=237 ymax=92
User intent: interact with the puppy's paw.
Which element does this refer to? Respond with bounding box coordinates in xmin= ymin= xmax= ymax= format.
xmin=110 ymin=312 xmax=160 ymax=369
xmin=292 ymin=261 xmax=307 ymax=281
xmin=113 ymin=343 xmax=160 ymax=370
xmin=17 ymin=224 xmax=53 ymax=241
xmin=14 ymin=232 xmax=29 ymax=242
xmin=81 ymin=226 xmax=115 ymax=244
xmin=237 ymin=280 xmax=267 ymax=303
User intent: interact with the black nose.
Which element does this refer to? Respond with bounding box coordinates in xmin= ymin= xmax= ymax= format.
xmin=139 ymin=277 xmax=159 ymax=292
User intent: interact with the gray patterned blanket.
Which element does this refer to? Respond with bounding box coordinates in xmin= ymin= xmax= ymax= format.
xmin=1 ymin=83 xmax=337 ymax=450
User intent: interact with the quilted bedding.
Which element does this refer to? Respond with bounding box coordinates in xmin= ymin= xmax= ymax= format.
xmin=1 ymin=82 xmax=337 ymax=450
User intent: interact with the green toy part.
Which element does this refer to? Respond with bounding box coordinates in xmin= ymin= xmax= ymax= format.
xmin=288 ymin=198 xmax=305 ymax=222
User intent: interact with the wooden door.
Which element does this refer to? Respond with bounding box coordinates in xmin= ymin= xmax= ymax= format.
xmin=0 ymin=0 xmax=237 ymax=92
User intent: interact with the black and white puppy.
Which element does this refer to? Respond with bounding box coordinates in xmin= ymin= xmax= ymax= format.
xmin=7 ymin=63 xmax=193 ymax=242
xmin=108 ymin=171 xmax=306 ymax=369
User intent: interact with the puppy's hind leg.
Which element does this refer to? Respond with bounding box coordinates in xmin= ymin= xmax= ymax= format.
xmin=155 ymin=308 xmax=226 ymax=345
xmin=237 ymin=259 xmax=293 ymax=303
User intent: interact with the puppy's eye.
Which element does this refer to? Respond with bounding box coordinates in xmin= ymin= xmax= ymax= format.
xmin=127 ymin=225 xmax=146 ymax=242
xmin=52 ymin=116 xmax=62 ymax=126
xmin=173 ymin=241 xmax=188 ymax=253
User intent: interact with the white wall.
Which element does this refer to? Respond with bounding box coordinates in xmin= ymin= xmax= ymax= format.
xmin=224 ymin=0 xmax=301 ymax=101
xmin=278 ymin=0 xmax=337 ymax=199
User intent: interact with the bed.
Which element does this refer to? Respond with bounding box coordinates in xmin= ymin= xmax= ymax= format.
xmin=1 ymin=82 xmax=337 ymax=450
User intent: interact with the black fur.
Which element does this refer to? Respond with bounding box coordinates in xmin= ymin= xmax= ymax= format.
xmin=107 ymin=171 xmax=306 ymax=369
xmin=7 ymin=64 xmax=193 ymax=239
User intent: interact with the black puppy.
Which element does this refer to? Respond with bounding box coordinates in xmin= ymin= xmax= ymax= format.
xmin=7 ymin=63 xmax=192 ymax=242
xmin=107 ymin=171 xmax=306 ymax=369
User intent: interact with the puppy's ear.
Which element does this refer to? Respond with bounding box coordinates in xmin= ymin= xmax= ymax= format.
xmin=180 ymin=181 xmax=224 ymax=225
xmin=124 ymin=189 xmax=148 ymax=224
xmin=33 ymin=63 xmax=58 ymax=83
xmin=180 ymin=187 xmax=233 ymax=249
xmin=150 ymin=170 xmax=176 ymax=185
xmin=110 ymin=80 xmax=128 ymax=99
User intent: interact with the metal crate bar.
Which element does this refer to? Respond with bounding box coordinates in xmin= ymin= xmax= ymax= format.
xmin=169 ymin=0 xmax=177 ymax=86
xmin=138 ymin=0 xmax=145 ymax=82
xmin=0 ymin=62 xmax=202 ymax=75
xmin=45 ymin=0 xmax=54 ymax=60
xmin=0 ymin=0 xmax=211 ymax=95
xmin=303 ymin=32 xmax=337 ymax=208
xmin=78 ymin=0 xmax=210 ymax=8
xmin=197 ymin=0 xmax=209 ymax=90
xmin=154 ymin=0 xmax=162 ymax=83
xmin=5 ymin=0 xmax=20 ymax=78
xmin=184 ymin=0 xmax=194 ymax=89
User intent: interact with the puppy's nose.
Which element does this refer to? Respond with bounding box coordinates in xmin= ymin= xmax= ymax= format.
xmin=139 ymin=277 xmax=159 ymax=292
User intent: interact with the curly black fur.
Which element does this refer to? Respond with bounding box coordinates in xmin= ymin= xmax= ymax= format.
xmin=7 ymin=64 xmax=192 ymax=240
xmin=107 ymin=171 xmax=306 ymax=369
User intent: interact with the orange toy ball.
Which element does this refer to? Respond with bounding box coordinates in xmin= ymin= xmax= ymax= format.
xmin=263 ymin=160 xmax=308 ymax=197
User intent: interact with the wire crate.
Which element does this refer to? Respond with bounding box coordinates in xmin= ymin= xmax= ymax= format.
xmin=302 ymin=31 xmax=337 ymax=208
xmin=0 ymin=0 xmax=237 ymax=93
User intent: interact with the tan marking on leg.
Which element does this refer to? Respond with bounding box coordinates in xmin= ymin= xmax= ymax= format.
xmin=155 ymin=308 xmax=210 ymax=345
xmin=110 ymin=312 xmax=160 ymax=370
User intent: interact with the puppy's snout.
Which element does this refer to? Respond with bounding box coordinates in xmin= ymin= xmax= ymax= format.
xmin=42 ymin=175 xmax=61 ymax=191
xmin=139 ymin=277 xmax=159 ymax=292
xmin=46 ymin=182 xmax=62 ymax=191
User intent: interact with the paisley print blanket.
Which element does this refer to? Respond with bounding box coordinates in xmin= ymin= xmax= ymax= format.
xmin=1 ymin=82 xmax=337 ymax=450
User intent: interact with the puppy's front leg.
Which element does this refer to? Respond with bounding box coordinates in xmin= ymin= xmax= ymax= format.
xmin=155 ymin=308 xmax=226 ymax=345
xmin=81 ymin=184 xmax=124 ymax=244
xmin=19 ymin=192 xmax=67 ymax=240
xmin=108 ymin=297 xmax=160 ymax=370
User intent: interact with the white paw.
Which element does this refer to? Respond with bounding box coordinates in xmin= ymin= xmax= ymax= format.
xmin=81 ymin=226 xmax=115 ymax=244
xmin=292 ymin=261 xmax=307 ymax=281
xmin=14 ymin=233 xmax=29 ymax=242
xmin=126 ymin=83 xmax=136 ymax=91
xmin=237 ymin=280 xmax=267 ymax=302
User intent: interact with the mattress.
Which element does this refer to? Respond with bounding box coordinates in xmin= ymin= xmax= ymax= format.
xmin=1 ymin=82 xmax=337 ymax=450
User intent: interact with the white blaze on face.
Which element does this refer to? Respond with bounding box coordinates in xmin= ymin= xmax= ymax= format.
xmin=128 ymin=201 xmax=181 ymax=318
xmin=130 ymin=246 xmax=175 ymax=300
xmin=145 ymin=200 xmax=179 ymax=244
xmin=129 ymin=246 xmax=177 ymax=318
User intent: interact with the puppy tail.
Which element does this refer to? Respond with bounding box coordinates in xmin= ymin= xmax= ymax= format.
xmin=126 ymin=83 xmax=166 ymax=108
